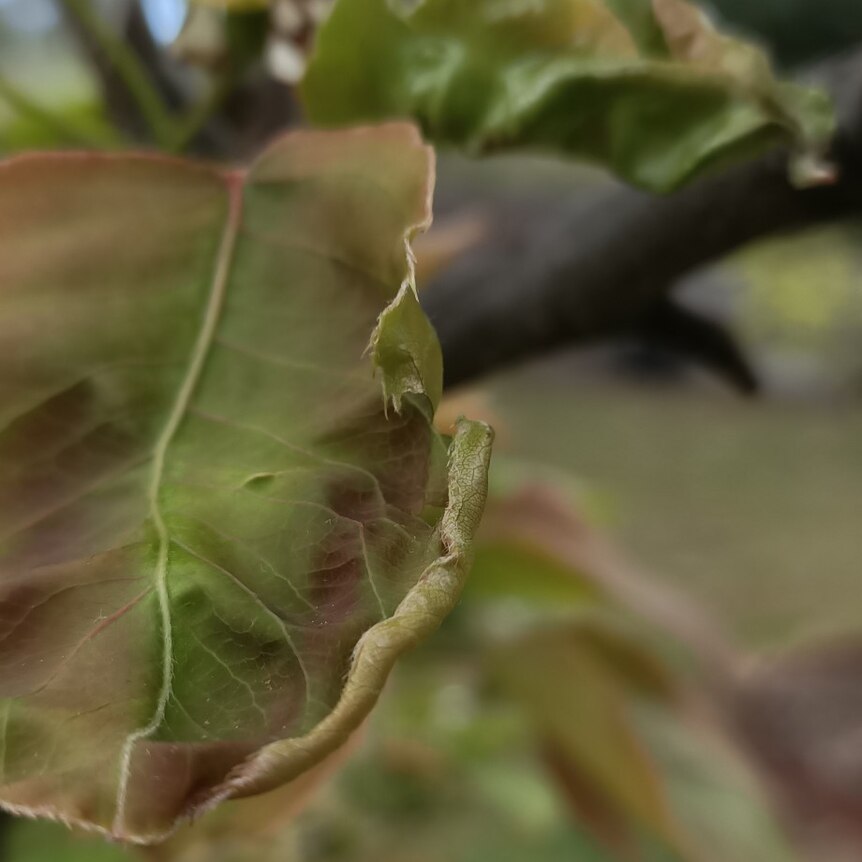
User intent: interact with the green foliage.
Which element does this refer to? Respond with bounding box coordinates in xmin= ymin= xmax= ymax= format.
xmin=302 ymin=0 xmax=834 ymax=192
xmin=1 ymin=472 xmax=802 ymax=861
xmin=463 ymin=481 xmax=804 ymax=862
xmin=0 ymin=95 xmax=117 ymax=152
xmin=492 ymin=623 xmax=682 ymax=855
xmin=4 ymin=821 xmax=129 ymax=862
xmin=0 ymin=123 xmax=491 ymax=843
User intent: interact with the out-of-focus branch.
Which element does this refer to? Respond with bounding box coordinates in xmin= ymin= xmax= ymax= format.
xmin=424 ymin=49 xmax=862 ymax=390
xmin=634 ymin=298 xmax=760 ymax=395
xmin=59 ymin=0 xmax=180 ymax=146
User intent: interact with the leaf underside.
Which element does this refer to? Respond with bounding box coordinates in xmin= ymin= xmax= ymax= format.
xmin=0 ymin=123 xmax=492 ymax=843
xmin=302 ymin=0 xmax=835 ymax=192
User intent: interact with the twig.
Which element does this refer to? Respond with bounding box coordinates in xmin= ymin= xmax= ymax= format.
xmin=166 ymin=72 xmax=235 ymax=154
xmin=58 ymin=0 xmax=177 ymax=147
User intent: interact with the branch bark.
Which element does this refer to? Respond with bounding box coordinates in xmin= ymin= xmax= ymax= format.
xmin=60 ymin=0 xmax=184 ymax=146
xmin=424 ymin=50 xmax=862 ymax=390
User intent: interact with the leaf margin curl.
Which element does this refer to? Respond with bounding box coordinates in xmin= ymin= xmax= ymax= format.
xmin=203 ymin=415 xmax=493 ymax=806
xmin=0 ymin=121 xmax=492 ymax=845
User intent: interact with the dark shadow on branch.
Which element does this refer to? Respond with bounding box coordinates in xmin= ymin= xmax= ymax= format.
xmin=633 ymin=298 xmax=760 ymax=395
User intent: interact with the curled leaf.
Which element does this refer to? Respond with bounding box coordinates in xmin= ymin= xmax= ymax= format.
xmin=302 ymin=0 xmax=835 ymax=192
xmin=0 ymin=123 xmax=492 ymax=843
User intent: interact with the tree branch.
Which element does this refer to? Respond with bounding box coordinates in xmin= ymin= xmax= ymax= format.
xmin=633 ymin=298 xmax=760 ymax=395
xmin=59 ymin=0 xmax=181 ymax=146
xmin=424 ymin=50 xmax=862 ymax=390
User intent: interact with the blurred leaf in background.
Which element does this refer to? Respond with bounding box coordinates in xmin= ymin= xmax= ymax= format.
xmin=0 ymin=468 xmax=800 ymax=862
xmin=0 ymin=0 xmax=117 ymax=151
xmin=302 ymin=0 xmax=834 ymax=192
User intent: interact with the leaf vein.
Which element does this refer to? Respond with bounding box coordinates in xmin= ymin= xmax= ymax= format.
xmin=112 ymin=179 xmax=244 ymax=835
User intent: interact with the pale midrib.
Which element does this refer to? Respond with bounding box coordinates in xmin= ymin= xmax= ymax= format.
xmin=112 ymin=178 xmax=244 ymax=836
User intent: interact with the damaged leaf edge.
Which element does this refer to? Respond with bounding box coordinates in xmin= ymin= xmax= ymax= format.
xmin=0 ymin=123 xmax=493 ymax=845
xmin=192 ymin=417 xmax=494 ymax=825
xmin=367 ymin=141 xmax=443 ymax=415
xmin=304 ymin=0 xmax=836 ymax=192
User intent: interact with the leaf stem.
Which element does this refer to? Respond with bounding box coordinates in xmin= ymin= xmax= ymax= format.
xmin=58 ymin=0 xmax=177 ymax=147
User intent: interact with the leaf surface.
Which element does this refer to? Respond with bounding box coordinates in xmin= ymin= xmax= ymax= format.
xmin=0 ymin=124 xmax=492 ymax=843
xmin=302 ymin=0 xmax=834 ymax=192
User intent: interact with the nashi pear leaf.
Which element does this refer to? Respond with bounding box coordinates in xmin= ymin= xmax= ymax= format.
xmin=0 ymin=123 xmax=492 ymax=843
xmin=302 ymin=0 xmax=835 ymax=192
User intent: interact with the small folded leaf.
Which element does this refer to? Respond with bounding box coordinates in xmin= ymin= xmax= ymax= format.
xmin=302 ymin=0 xmax=835 ymax=192
xmin=0 ymin=124 xmax=492 ymax=843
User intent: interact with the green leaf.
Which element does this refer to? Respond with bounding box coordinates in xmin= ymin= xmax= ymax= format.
xmin=0 ymin=123 xmax=492 ymax=843
xmin=492 ymin=622 xmax=686 ymax=857
xmin=302 ymin=0 xmax=835 ymax=192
